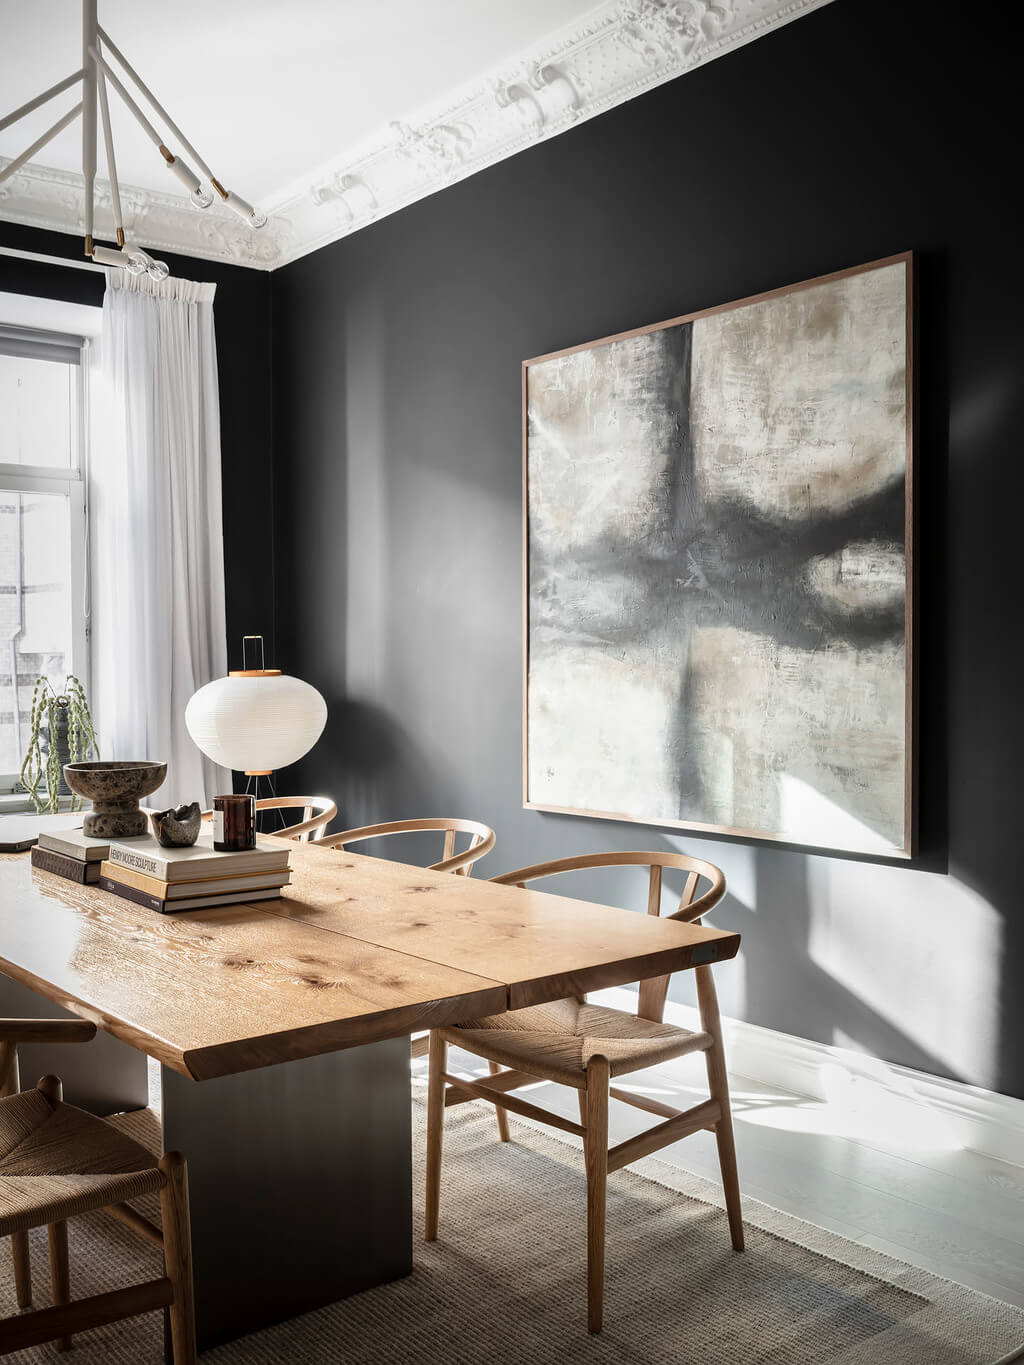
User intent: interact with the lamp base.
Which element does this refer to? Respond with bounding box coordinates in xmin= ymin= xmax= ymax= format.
xmin=243 ymin=770 xmax=288 ymax=833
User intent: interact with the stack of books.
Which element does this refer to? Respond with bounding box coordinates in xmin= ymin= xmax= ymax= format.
xmin=31 ymin=827 xmax=110 ymax=883
xmin=98 ymin=833 xmax=292 ymax=913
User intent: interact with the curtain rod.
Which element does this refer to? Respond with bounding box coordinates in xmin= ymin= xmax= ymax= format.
xmin=0 ymin=243 xmax=106 ymax=274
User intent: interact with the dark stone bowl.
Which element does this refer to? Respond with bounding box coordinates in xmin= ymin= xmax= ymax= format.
xmin=64 ymin=760 xmax=167 ymax=839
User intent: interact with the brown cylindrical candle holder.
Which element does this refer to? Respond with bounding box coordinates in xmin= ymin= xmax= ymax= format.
xmin=212 ymin=794 xmax=256 ymax=852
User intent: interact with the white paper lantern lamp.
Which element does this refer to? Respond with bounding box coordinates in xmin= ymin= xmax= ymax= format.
xmin=186 ymin=639 xmax=327 ymax=776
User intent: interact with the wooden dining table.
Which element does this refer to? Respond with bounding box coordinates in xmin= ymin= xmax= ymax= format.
xmin=0 ymin=837 xmax=739 ymax=1349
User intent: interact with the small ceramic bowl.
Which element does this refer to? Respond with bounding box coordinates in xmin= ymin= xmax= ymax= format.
xmin=150 ymin=801 xmax=202 ymax=848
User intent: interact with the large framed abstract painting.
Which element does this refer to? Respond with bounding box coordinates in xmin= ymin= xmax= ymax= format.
xmin=523 ymin=254 xmax=915 ymax=858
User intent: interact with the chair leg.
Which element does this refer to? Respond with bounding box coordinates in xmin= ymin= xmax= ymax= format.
xmin=1 ymin=1046 xmax=32 ymax=1310
xmin=11 ymin=1230 xmax=32 ymax=1308
xmin=158 ymin=1153 xmax=196 ymax=1365
xmin=696 ymin=964 xmax=744 ymax=1251
xmin=425 ymin=1031 xmax=447 ymax=1242
xmin=48 ymin=1220 xmax=72 ymax=1350
xmin=584 ymin=1055 xmax=610 ymax=1334
xmin=489 ymin=1062 xmax=511 ymax=1142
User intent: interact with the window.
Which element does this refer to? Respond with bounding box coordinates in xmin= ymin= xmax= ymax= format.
xmin=0 ymin=323 xmax=89 ymax=792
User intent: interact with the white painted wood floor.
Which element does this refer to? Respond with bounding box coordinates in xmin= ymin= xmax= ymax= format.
xmin=416 ymin=1035 xmax=1024 ymax=1311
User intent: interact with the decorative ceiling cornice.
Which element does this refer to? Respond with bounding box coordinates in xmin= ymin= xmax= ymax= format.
xmin=0 ymin=0 xmax=833 ymax=273
xmin=0 ymin=159 xmax=288 ymax=269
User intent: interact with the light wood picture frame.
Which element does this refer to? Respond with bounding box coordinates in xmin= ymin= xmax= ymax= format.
xmin=522 ymin=253 xmax=916 ymax=858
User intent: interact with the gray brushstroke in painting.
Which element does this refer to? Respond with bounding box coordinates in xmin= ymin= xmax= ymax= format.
xmin=526 ymin=263 xmax=908 ymax=854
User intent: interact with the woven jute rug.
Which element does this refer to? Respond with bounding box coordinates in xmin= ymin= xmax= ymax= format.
xmin=2 ymin=1090 xmax=1022 ymax=1364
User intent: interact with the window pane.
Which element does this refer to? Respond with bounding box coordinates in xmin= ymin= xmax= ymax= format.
xmin=0 ymin=489 xmax=73 ymax=779
xmin=0 ymin=354 xmax=74 ymax=468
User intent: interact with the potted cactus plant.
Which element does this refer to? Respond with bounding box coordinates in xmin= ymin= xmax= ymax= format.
xmin=19 ymin=674 xmax=99 ymax=814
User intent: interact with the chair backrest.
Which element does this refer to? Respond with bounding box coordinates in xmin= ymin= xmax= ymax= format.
xmin=490 ymin=850 xmax=726 ymax=1023
xmin=255 ymin=796 xmax=337 ymax=842
xmin=201 ymin=796 xmax=337 ymax=843
xmin=317 ymin=817 xmax=496 ymax=876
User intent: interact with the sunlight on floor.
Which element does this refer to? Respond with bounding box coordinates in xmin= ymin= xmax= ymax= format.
xmin=733 ymin=1086 xmax=962 ymax=1151
xmin=424 ymin=1040 xmax=966 ymax=1156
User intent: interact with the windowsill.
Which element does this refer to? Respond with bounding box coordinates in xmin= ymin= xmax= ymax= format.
xmin=0 ymin=793 xmax=87 ymax=814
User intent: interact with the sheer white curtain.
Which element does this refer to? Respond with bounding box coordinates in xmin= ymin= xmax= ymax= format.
xmin=90 ymin=271 xmax=230 ymax=809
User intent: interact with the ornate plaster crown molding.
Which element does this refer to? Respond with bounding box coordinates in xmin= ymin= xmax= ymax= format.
xmin=0 ymin=159 xmax=288 ymax=269
xmin=1 ymin=0 xmax=833 ymax=272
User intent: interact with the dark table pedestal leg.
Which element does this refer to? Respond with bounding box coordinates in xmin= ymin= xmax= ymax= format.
xmin=0 ymin=972 xmax=148 ymax=1114
xmin=160 ymin=1037 xmax=412 ymax=1352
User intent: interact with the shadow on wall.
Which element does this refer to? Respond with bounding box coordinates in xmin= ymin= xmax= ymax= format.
xmin=727 ymin=854 xmax=966 ymax=1082
xmin=503 ymin=830 xmax=972 ymax=1084
xmin=933 ymin=325 xmax=1024 ymax=1108
xmin=298 ymin=694 xmax=439 ymax=848
xmin=658 ymin=827 xmax=1005 ymax=1091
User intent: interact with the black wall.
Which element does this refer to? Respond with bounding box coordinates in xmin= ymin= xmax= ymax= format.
xmin=272 ymin=0 xmax=1024 ymax=1100
xmin=0 ymin=220 xmax=275 ymax=662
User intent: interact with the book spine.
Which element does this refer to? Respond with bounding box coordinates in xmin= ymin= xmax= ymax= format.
xmin=99 ymin=861 xmax=164 ymax=897
xmin=99 ymin=876 xmax=167 ymax=913
xmin=100 ymin=861 xmax=290 ymax=899
xmin=107 ymin=844 xmax=290 ymax=881
xmin=106 ymin=846 xmax=169 ymax=878
xmin=31 ymin=847 xmax=100 ymax=883
xmin=161 ymin=874 xmax=291 ymax=899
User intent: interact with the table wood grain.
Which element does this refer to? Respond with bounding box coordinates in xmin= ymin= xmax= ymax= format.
xmin=270 ymin=842 xmax=741 ymax=1009
xmin=1 ymin=842 xmax=740 ymax=1079
xmin=0 ymin=852 xmax=505 ymax=1079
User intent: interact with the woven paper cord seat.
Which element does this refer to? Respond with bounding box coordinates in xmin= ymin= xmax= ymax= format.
xmin=441 ymin=999 xmax=711 ymax=1089
xmin=426 ymin=849 xmax=741 ymax=1335
xmin=0 ymin=1088 xmax=163 ymax=1238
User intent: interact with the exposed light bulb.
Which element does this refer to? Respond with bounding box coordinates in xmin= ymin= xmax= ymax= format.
xmin=190 ymin=187 xmax=215 ymax=209
xmin=222 ymin=188 xmax=267 ymax=231
xmin=91 ymin=241 xmax=170 ymax=281
xmin=166 ymin=152 xmax=206 ymax=202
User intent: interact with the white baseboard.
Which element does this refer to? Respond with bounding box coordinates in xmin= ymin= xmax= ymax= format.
xmin=592 ymin=987 xmax=1024 ymax=1170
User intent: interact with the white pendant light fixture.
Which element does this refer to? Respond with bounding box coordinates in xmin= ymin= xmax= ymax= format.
xmin=186 ymin=638 xmax=327 ymax=778
xmin=0 ymin=0 xmax=268 ymax=281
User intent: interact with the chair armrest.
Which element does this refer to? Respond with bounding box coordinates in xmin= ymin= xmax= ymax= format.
xmin=667 ymin=881 xmax=727 ymax=925
xmin=0 ymin=1019 xmax=97 ymax=1044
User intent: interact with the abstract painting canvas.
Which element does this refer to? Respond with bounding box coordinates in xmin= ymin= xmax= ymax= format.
xmin=523 ymin=254 xmax=914 ymax=857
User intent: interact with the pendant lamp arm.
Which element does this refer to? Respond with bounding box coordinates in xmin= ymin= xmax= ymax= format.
xmin=89 ymin=42 xmax=209 ymax=204
xmin=88 ymin=46 xmax=165 ymax=153
xmin=0 ymin=70 xmax=84 ymax=136
xmin=96 ymin=68 xmax=124 ymax=244
xmin=97 ymin=24 xmax=217 ymax=186
xmin=82 ymin=0 xmax=97 ymax=249
xmin=0 ymin=103 xmax=84 ymax=190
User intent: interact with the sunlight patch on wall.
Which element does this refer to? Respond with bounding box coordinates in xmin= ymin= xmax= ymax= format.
xmin=807 ymin=854 xmax=1002 ymax=1090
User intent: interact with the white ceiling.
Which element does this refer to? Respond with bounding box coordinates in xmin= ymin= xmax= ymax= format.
xmin=1 ymin=1 xmax=598 ymax=201
xmin=1 ymin=0 xmax=833 ymax=269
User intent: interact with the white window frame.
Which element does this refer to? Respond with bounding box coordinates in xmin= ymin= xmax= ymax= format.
xmin=0 ymin=291 xmax=101 ymax=796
